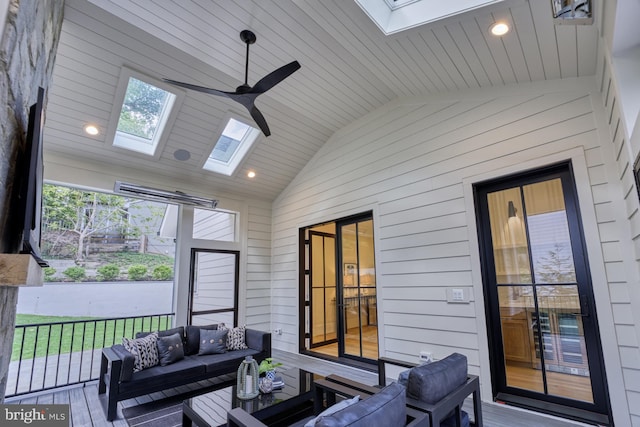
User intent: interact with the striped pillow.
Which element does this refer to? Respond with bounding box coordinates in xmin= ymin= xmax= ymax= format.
xmin=123 ymin=332 xmax=159 ymax=372
xmin=218 ymin=324 xmax=248 ymax=350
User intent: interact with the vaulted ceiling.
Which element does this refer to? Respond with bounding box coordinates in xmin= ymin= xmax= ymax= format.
xmin=44 ymin=0 xmax=602 ymax=202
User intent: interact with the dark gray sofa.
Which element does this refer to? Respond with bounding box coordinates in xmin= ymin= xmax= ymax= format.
xmin=98 ymin=325 xmax=271 ymax=421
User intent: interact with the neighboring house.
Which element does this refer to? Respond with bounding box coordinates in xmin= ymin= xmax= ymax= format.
xmin=127 ymin=199 xmax=176 ymax=258
xmin=3 ymin=1 xmax=640 ymax=426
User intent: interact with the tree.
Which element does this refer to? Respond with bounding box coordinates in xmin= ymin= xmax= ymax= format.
xmin=535 ymin=243 xmax=577 ymax=283
xmin=118 ymin=77 xmax=168 ymax=139
xmin=43 ymin=185 xmax=129 ymax=261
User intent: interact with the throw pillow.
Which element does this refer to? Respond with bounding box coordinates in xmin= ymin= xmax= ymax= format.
xmin=304 ymin=395 xmax=360 ymax=427
xmin=122 ymin=332 xmax=159 ymax=372
xmin=314 ymin=383 xmax=406 ymax=427
xmin=137 ymin=326 xmax=184 ymax=342
xmin=198 ymin=328 xmax=228 ymax=355
xmin=219 ymin=324 xmax=248 ymax=350
xmin=156 ymin=332 xmax=184 ymax=366
xmin=185 ymin=324 xmax=218 ymax=356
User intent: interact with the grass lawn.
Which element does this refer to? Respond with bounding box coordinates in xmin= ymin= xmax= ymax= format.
xmin=12 ymin=314 xmax=170 ymax=361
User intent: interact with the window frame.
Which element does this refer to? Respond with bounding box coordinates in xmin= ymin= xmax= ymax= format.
xmin=201 ymin=112 xmax=262 ymax=176
xmin=106 ymin=67 xmax=185 ymax=159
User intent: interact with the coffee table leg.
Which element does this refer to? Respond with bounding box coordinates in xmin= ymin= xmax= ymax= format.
xmin=182 ymin=411 xmax=193 ymax=427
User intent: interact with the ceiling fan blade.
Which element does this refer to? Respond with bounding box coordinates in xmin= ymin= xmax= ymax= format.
xmin=251 ymin=61 xmax=301 ymax=94
xmin=163 ymin=78 xmax=235 ymax=98
xmin=249 ymin=105 xmax=271 ymax=137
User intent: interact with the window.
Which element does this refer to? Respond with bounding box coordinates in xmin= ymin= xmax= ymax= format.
xmin=384 ymin=0 xmax=419 ymax=10
xmin=356 ymin=0 xmax=505 ymax=35
xmin=108 ymin=68 xmax=183 ymax=157
xmin=202 ymin=117 xmax=260 ymax=176
xmin=193 ymin=208 xmax=237 ymax=242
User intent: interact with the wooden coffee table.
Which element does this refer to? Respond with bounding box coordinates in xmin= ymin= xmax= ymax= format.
xmin=182 ymin=368 xmax=319 ymax=427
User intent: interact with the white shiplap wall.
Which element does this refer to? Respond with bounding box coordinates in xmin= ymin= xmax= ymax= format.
xmin=594 ymin=41 xmax=640 ymax=427
xmin=246 ymin=203 xmax=273 ymax=331
xmin=270 ymin=77 xmax=632 ymax=424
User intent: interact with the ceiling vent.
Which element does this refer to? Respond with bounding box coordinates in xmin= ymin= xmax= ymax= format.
xmin=114 ymin=181 xmax=218 ymax=208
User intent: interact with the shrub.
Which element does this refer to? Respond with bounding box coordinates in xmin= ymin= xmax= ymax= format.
xmin=128 ymin=264 xmax=148 ymax=280
xmin=63 ymin=266 xmax=86 ymax=282
xmin=97 ymin=264 xmax=120 ymax=281
xmin=43 ymin=267 xmax=56 ymax=279
xmin=152 ymin=265 xmax=173 ymax=280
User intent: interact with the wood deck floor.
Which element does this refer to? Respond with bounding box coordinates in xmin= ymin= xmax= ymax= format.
xmin=4 ymin=349 xmax=592 ymax=427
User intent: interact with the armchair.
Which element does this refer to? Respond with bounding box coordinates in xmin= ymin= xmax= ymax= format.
xmin=378 ymin=353 xmax=483 ymax=427
xmin=227 ymin=378 xmax=430 ymax=427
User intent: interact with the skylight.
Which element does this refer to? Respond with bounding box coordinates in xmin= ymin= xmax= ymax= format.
xmin=108 ymin=68 xmax=183 ymax=157
xmin=356 ymin=0 xmax=507 ymax=35
xmin=202 ymin=117 xmax=260 ymax=176
xmin=384 ymin=0 xmax=419 ymax=10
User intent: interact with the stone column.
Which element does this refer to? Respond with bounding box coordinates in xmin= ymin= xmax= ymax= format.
xmin=0 ymin=0 xmax=64 ymax=402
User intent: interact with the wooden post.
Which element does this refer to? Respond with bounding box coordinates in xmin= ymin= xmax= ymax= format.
xmin=0 ymin=254 xmax=44 ymax=286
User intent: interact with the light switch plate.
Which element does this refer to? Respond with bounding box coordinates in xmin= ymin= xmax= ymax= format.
xmin=447 ymin=287 xmax=470 ymax=303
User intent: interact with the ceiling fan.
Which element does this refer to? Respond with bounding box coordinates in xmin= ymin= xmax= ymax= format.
xmin=164 ymin=30 xmax=300 ymax=137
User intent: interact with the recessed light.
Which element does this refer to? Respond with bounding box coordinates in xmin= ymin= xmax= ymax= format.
xmin=490 ymin=22 xmax=509 ymax=36
xmin=247 ymin=171 xmax=256 ymax=178
xmin=84 ymin=124 xmax=99 ymax=135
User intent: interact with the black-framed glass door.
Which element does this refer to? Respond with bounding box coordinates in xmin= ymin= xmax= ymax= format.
xmin=309 ymin=231 xmax=338 ymax=348
xmin=474 ymin=162 xmax=611 ymax=426
xmin=300 ymin=213 xmax=378 ymax=364
xmin=188 ymin=248 xmax=239 ymax=326
xmin=337 ymin=216 xmax=378 ymax=361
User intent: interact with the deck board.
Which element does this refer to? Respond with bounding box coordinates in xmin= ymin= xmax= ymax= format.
xmin=68 ymin=386 xmax=93 ymax=427
xmin=4 ymin=349 xmax=591 ymax=426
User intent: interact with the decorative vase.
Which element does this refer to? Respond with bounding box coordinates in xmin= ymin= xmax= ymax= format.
xmin=237 ymin=356 xmax=259 ymax=400
xmin=259 ymin=377 xmax=273 ymax=394
xmin=266 ymin=369 xmax=277 ymax=381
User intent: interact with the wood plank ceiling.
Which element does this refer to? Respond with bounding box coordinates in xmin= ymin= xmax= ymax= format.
xmin=43 ymin=0 xmax=600 ymax=202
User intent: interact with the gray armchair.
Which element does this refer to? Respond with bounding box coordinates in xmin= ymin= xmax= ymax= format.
xmin=227 ymin=379 xmax=430 ymax=427
xmin=378 ymin=353 xmax=483 ymax=427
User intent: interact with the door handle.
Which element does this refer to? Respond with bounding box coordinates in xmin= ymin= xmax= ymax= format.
xmin=573 ymin=294 xmax=590 ymax=317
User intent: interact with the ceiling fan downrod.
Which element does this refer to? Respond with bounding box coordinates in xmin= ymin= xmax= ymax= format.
xmin=238 ymin=29 xmax=256 ymax=93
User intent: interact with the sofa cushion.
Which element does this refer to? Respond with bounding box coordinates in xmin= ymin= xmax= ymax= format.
xmin=245 ymin=328 xmax=268 ymax=352
xmin=219 ymin=324 xmax=249 ymax=350
xmin=121 ymin=355 xmax=206 ymax=395
xmin=305 ymin=395 xmax=360 ymax=426
xmin=185 ymin=324 xmax=218 ymax=355
xmin=156 ymin=333 xmax=185 ymax=366
xmin=198 ymin=328 xmax=228 ymax=355
xmin=122 ymin=332 xmax=159 ymax=372
xmin=136 ymin=326 xmax=184 ymax=341
xmin=406 ymin=352 xmax=467 ymax=404
xmin=314 ymin=383 xmax=406 ymax=427
xmin=198 ymin=348 xmax=261 ymax=374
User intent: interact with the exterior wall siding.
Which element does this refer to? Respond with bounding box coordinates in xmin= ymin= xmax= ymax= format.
xmin=271 ymin=78 xmax=632 ymax=425
xmin=596 ymin=40 xmax=640 ymax=427
xmin=245 ymin=202 xmax=272 ymax=331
